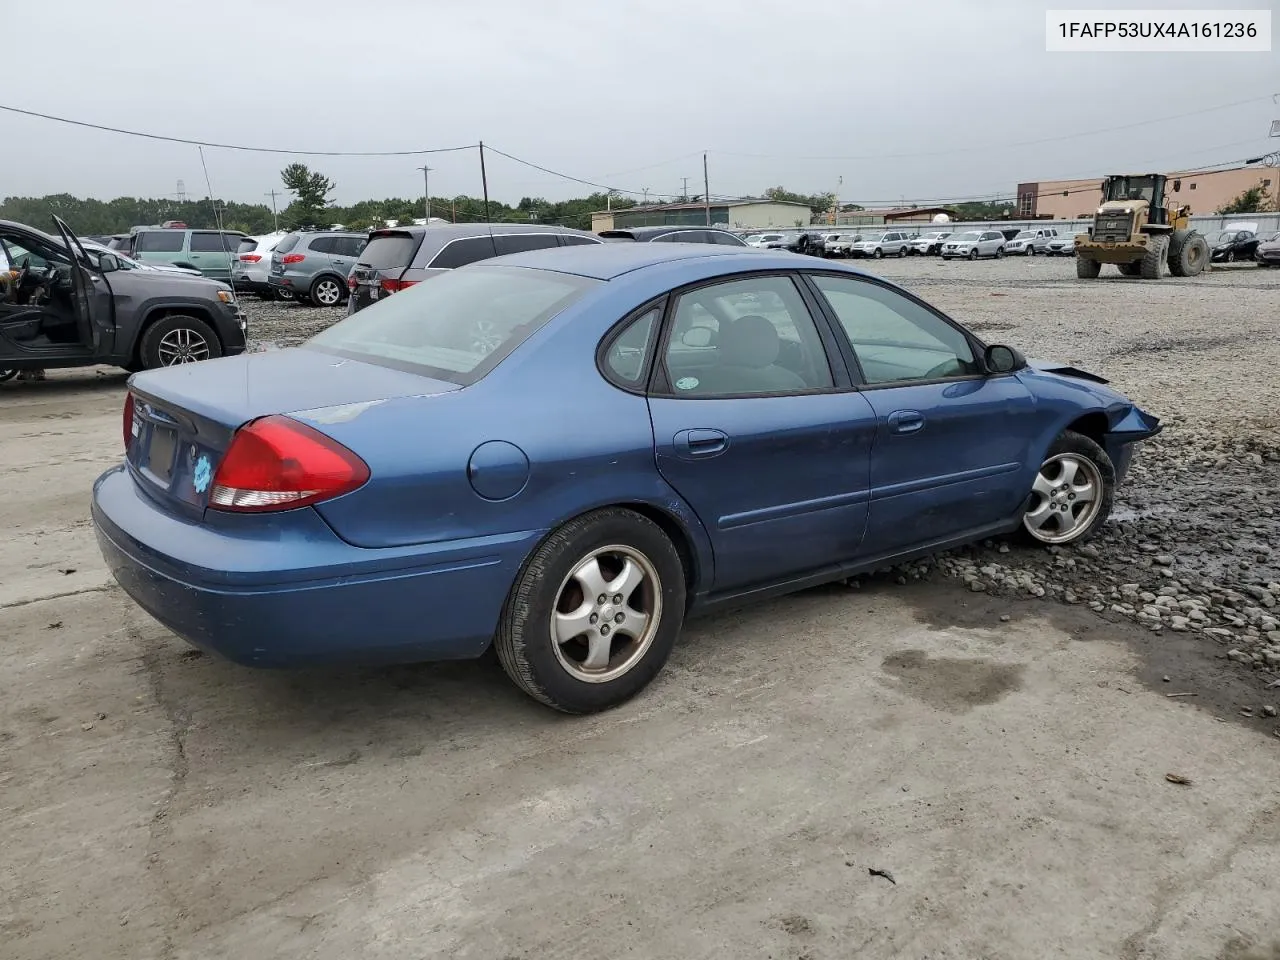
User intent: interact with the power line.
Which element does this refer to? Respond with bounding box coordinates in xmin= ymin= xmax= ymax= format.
xmin=0 ymin=102 xmax=479 ymax=157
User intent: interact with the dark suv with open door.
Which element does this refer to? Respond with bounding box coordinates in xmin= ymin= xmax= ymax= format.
xmin=0 ymin=216 xmax=248 ymax=382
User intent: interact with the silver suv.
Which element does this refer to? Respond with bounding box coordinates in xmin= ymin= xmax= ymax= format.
xmin=346 ymin=223 xmax=602 ymax=315
xmin=268 ymin=231 xmax=369 ymax=307
xmin=847 ymin=230 xmax=912 ymax=259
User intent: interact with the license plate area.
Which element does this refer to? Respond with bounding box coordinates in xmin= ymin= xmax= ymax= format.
xmin=145 ymin=426 xmax=178 ymax=484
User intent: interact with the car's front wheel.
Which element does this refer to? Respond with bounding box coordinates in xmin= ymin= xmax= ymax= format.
xmin=495 ymin=508 xmax=686 ymax=713
xmin=873 ymin=248 xmax=883 ymax=259
xmin=139 ymin=315 xmax=223 ymax=369
xmin=968 ymin=248 xmax=978 ymax=261
xmin=1021 ymin=430 xmax=1115 ymax=545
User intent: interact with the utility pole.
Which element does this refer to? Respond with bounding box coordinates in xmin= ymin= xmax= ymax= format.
xmin=265 ymin=189 xmax=280 ymax=233
xmin=417 ymin=165 xmax=433 ymax=222
xmin=834 ymin=176 xmax=842 ymax=226
xmin=682 ymin=177 xmax=689 ymax=202
xmin=642 ymin=187 xmax=650 ymax=204
xmin=478 ymin=141 xmax=491 ymax=222
xmin=703 ymin=152 xmax=711 ymax=226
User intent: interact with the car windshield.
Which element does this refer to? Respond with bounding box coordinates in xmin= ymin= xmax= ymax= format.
xmin=951 ymin=232 xmax=981 ymax=242
xmin=306 ymin=265 xmax=598 ymax=386
xmin=1103 ymin=176 xmax=1157 ymax=203
xmin=1269 ymin=232 xmax=1280 ymax=242
xmin=1205 ymin=231 xmax=1230 ymax=245
xmin=1014 ymin=231 xmax=1034 ymax=240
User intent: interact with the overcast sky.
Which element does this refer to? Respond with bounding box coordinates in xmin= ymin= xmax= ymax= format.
xmin=5 ymin=0 xmax=1276 ymax=208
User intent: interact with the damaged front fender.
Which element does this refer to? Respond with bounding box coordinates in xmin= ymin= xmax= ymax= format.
xmin=1106 ymin=404 xmax=1162 ymax=442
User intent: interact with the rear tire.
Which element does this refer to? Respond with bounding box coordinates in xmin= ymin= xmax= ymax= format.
xmin=898 ymin=245 xmax=908 ymax=258
xmin=1168 ymin=230 xmax=1208 ymax=277
xmin=139 ymin=315 xmax=222 ymax=369
xmin=495 ymin=508 xmax=686 ymax=714
xmin=1076 ymin=256 xmax=1102 ymax=278
xmin=1139 ymin=234 xmax=1168 ymax=280
xmin=995 ymin=246 xmax=1004 ymax=259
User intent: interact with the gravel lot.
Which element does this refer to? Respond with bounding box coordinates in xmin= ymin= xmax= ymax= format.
xmin=3 ymin=254 xmax=1280 ymax=959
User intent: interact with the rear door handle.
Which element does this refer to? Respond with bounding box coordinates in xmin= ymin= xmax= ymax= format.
xmin=887 ymin=410 xmax=925 ymax=435
xmin=673 ymin=428 xmax=729 ymax=459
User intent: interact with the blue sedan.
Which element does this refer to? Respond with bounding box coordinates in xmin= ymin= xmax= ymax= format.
xmin=92 ymin=243 xmax=1161 ymax=713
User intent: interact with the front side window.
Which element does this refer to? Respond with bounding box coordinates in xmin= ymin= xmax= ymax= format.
xmin=494 ymin=233 xmax=559 ymax=256
xmin=662 ymin=275 xmax=833 ymax=397
xmin=306 ymin=265 xmax=597 ymax=385
xmin=810 ymin=274 xmax=978 ymax=385
xmin=135 ymin=231 xmax=185 ymax=253
xmin=0 ymin=232 xmax=72 ymax=271
xmin=559 ymin=234 xmax=600 ymax=247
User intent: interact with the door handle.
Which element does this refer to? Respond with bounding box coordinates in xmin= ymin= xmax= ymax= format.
xmin=887 ymin=410 xmax=925 ymax=435
xmin=673 ymin=428 xmax=729 ymax=459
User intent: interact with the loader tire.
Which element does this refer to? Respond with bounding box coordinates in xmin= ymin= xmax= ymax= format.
xmin=1139 ymin=235 xmax=1168 ymax=280
xmin=1168 ymin=230 xmax=1208 ymax=277
xmin=1076 ymin=256 xmax=1102 ymax=279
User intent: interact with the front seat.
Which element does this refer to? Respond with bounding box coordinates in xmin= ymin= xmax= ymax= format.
xmin=694 ymin=314 xmax=807 ymax=395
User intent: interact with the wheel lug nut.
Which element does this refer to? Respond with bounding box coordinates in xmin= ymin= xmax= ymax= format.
xmin=600 ymin=624 xmax=611 ymax=636
xmin=597 ymin=594 xmax=607 ymax=604
xmin=614 ymin=613 xmax=624 ymax=623
xmin=589 ymin=613 xmax=598 ymax=624
xmin=612 ymin=594 xmax=623 ymax=604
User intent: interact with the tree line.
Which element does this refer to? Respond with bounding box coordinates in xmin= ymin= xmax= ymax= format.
xmin=1 ymin=163 xmax=869 ymax=237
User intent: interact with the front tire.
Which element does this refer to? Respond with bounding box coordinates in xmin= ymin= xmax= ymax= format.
xmin=968 ymin=248 xmax=978 ymax=261
xmin=1020 ymin=431 xmax=1115 ymax=546
xmin=495 ymin=508 xmax=686 ymax=713
xmin=873 ymin=248 xmax=883 ymax=259
xmin=139 ymin=315 xmax=222 ymax=369
xmin=310 ymin=276 xmax=345 ymax=307
xmin=1139 ymin=234 xmax=1168 ymax=279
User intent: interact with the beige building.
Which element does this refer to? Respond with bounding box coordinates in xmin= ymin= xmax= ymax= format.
xmin=591 ymin=200 xmax=812 ymax=233
xmin=1018 ymin=166 xmax=1275 ymax=220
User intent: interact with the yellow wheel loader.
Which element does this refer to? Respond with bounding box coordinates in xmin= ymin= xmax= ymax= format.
xmin=1074 ymin=174 xmax=1209 ymax=280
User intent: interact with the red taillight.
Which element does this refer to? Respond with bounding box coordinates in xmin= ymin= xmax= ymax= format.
xmin=281 ymin=253 xmax=306 ymax=265
xmin=239 ymin=253 xmax=262 ymax=263
xmin=379 ymin=278 xmax=419 ymax=293
xmin=347 ymin=274 xmax=358 ymax=291
xmin=209 ymin=416 xmax=369 ymax=513
xmin=123 ymin=392 xmax=135 ymax=450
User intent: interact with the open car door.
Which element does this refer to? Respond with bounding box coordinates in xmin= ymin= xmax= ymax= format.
xmin=52 ymin=215 xmax=103 ymax=352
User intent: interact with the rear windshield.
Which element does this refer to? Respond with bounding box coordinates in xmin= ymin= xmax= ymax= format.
xmin=359 ymin=232 xmax=422 ymax=269
xmin=305 ymin=265 xmax=599 ymax=386
xmin=135 ymin=231 xmax=185 ymax=253
xmin=237 ymin=238 xmax=259 ymax=253
xmin=274 ymin=233 xmax=301 ymax=255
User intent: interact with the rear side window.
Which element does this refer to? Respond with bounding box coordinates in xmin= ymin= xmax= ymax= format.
xmin=306 ymin=265 xmax=598 ymax=386
xmin=309 ymin=236 xmax=337 ymax=254
xmin=135 ymin=231 xmax=185 ymax=253
xmin=494 ymin=234 xmax=559 ymax=256
xmin=191 ymin=232 xmax=230 ymax=252
xmin=560 ymin=234 xmax=601 ymax=246
xmin=710 ymin=232 xmax=745 ymax=246
xmin=274 ymin=233 xmax=301 ymax=255
xmin=359 ymin=233 xmax=420 ymax=268
xmin=602 ymin=306 xmax=660 ymax=387
xmin=429 ymin=236 xmax=498 ymax=269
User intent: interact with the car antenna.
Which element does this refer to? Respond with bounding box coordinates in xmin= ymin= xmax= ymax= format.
xmin=479 ymin=141 xmax=495 ymax=248
xmin=198 ymin=146 xmax=237 ymax=296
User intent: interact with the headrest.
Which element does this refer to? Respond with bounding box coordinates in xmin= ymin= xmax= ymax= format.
xmin=719 ymin=314 xmax=779 ymax=369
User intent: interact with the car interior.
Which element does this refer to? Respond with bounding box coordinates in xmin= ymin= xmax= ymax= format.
xmin=0 ymin=232 xmax=83 ymax=349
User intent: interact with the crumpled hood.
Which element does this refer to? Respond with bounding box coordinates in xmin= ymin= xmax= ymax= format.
xmin=1026 ymin=358 xmax=1109 ymax=384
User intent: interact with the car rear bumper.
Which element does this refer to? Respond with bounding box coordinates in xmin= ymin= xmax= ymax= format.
xmin=92 ymin=465 xmax=539 ymax=667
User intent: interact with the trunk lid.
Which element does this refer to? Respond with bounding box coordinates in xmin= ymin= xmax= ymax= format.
xmin=125 ymin=347 xmax=460 ymax=519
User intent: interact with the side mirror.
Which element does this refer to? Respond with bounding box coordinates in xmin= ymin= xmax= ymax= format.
xmin=1172 ymin=179 xmax=1181 ymax=192
xmin=97 ymin=252 xmax=121 ymax=273
xmin=681 ymin=326 xmax=713 ymax=348
xmin=984 ymin=343 xmax=1025 ymax=374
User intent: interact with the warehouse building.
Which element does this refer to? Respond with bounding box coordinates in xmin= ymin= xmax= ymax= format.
xmin=591 ymin=199 xmax=813 ymax=233
xmin=1017 ymin=166 xmax=1274 ymax=220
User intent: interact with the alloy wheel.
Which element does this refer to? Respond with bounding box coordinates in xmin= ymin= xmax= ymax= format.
xmin=156 ymin=328 xmax=211 ymax=365
xmin=1022 ymin=453 xmax=1104 ymax=544
xmin=314 ymin=279 xmax=343 ymax=306
xmin=550 ymin=545 xmax=662 ymax=683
